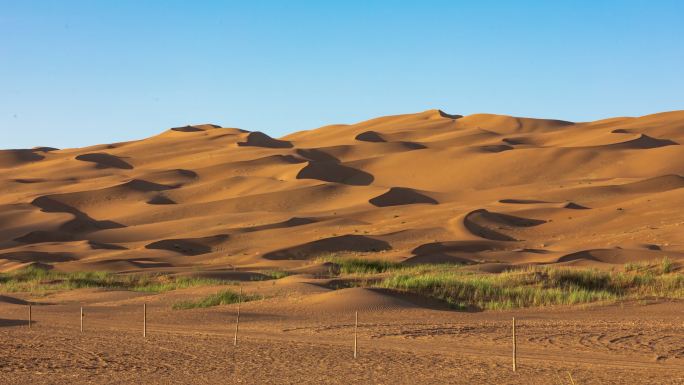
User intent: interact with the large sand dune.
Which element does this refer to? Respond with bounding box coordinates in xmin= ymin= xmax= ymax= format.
xmin=2 ymin=109 xmax=684 ymax=272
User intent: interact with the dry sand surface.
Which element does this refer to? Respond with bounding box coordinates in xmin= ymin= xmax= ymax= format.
xmin=0 ymin=285 xmax=683 ymax=384
xmin=1 ymin=109 xmax=684 ymax=383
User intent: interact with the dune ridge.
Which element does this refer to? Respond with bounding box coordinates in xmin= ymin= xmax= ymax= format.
xmin=1 ymin=109 xmax=683 ymax=272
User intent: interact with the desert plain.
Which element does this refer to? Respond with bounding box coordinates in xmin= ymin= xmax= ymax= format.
xmin=1 ymin=109 xmax=683 ymax=384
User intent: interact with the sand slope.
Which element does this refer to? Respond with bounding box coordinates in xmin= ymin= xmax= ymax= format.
xmin=1 ymin=109 xmax=684 ymax=272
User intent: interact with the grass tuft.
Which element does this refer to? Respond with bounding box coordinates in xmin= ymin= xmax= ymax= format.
xmin=172 ymin=289 xmax=261 ymax=310
xmin=259 ymin=270 xmax=290 ymax=280
xmin=315 ymin=254 xmax=403 ymax=275
xmin=624 ymin=257 xmax=677 ymax=275
xmin=660 ymin=257 xmax=675 ymax=274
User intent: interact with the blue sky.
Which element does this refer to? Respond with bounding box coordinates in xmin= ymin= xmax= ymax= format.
xmin=2 ymin=1 xmax=683 ymax=149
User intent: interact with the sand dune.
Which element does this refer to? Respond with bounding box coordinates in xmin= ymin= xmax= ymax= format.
xmin=299 ymin=287 xmax=419 ymax=313
xmin=0 ymin=109 xmax=683 ymax=272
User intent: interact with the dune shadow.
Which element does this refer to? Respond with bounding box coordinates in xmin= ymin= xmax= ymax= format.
xmin=400 ymin=141 xmax=427 ymax=150
xmin=31 ymin=195 xmax=126 ymax=233
xmin=605 ymin=134 xmax=678 ymax=150
xmin=295 ymin=148 xmax=340 ymax=163
xmin=0 ymin=149 xmax=45 ymax=168
xmin=172 ymin=270 xmax=270 ymax=282
xmin=122 ymin=179 xmax=179 ymax=192
xmin=0 ymin=251 xmax=76 ymax=263
xmin=171 ymin=125 xmax=204 ymax=132
xmin=406 ymin=241 xmax=503 ymax=264
xmin=556 ymin=250 xmax=602 ymax=263
xmin=412 ymin=240 xmax=502 ymax=255
xmin=463 ymin=209 xmax=545 ymax=242
xmin=147 ymin=195 xmax=177 ymax=205
xmin=371 ymin=288 xmax=480 ymax=312
xmin=564 ymin=202 xmax=590 ymax=210
xmin=145 ymin=234 xmax=229 ymax=256
xmin=75 ymin=153 xmax=133 ymax=170
xmin=88 ymin=241 xmax=127 ymax=250
xmin=238 ymin=132 xmax=293 ymax=148
xmin=5 ymin=149 xmax=45 ymax=162
xmin=0 ymin=295 xmax=33 ymax=305
xmin=499 ymin=199 xmax=549 ymax=204
xmin=478 ymin=144 xmax=514 ymax=153
xmin=14 ymin=230 xmax=75 ymax=243
xmin=125 ymin=259 xmax=175 ymax=268
xmin=239 ymin=217 xmax=317 ymax=233
xmin=355 ymin=131 xmax=386 ymax=143
xmin=13 ymin=178 xmax=46 ymax=184
xmin=296 ymin=161 xmax=374 ymax=186
xmin=263 ymin=235 xmax=391 ymax=260
xmin=369 ymin=187 xmax=438 ymax=207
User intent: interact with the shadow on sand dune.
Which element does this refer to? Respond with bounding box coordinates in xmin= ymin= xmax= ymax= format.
xmin=145 ymin=234 xmax=229 ymax=256
xmin=31 ymin=195 xmax=126 ymax=233
xmin=0 ymin=251 xmax=76 ymax=263
xmin=238 ymin=132 xmax=293 ymax=148
xmin=369 ymin=187 xmax=438 ymax=207
xmin=263 ymin=235 xmax=391 ymax=260
xmin=75 ymin=153 xmax=133 ymax=169
xmin=296 ymin=161 xmax=374 ymax=186
xmin=404 ymin=241 xmax=503 ymax=264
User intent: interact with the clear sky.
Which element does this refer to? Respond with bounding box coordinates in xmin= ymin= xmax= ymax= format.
xmin=2 ymin=1 xmax=683 ymax=149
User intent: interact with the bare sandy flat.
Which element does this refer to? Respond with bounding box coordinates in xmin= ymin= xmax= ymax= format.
xmin=0 ymin=288 xmax=682 ymax=384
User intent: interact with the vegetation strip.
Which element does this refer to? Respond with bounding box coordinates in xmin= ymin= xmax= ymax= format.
xmin=321 ymin=256 xmax=683 ymax=310
xmin=0 ymin=267 xmax=235 ymax=294
xmin=172 ymin=290 xmax=261 ymax=310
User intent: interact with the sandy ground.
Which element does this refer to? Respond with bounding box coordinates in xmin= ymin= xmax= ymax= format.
xmin=2 ymin=110 xmax=684 ymax=383
xmin=0 ymin=286 xmax=683 ymax=385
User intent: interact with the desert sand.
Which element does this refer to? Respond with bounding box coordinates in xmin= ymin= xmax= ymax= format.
xmin=1 ymin=110 xmax=684 ymax=384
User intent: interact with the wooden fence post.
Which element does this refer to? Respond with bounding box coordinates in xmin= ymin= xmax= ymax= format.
xmin=512 ymin=317 xmax=517 ymax=372
xmin=80 ymin=307 xmax=84 ymax=333
xmin=143 ymin=303 xmax=147 ymax=338
xmin=28 ymin=305 xmax=31 ymax=329
xmin=354 ymin=311 xmax=358 ymax=359
xmin=234 ymin=286 xmax=242 ymax=347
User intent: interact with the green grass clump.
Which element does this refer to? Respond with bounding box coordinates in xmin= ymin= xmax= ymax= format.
xmin=316 ymin=254 xmax=403 ymax=275
xmin=376 ymin=265 xmax=684 ymax=310
xmin=172 ymin=289 xmax=261 ymax=310
xmin=378 ymin=270 xmax=614 ymax=310
xmin=0 ymin=266 xmax=229 ymax=294
xmin=624 ymin=261 xmax=649 ymax=272
xmin=660 ymin=257 xmax=675 ymax=274
xmin=625 ymin=257 xmax=677 ymax=275
xmin=130 ymin=276 xmax=231 ymax=292
xmin=258 ymin=270 xmax=290 ymax=280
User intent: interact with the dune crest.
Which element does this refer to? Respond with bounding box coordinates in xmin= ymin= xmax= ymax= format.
xmin=1 ymin=109 xmax=683 ymax=272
